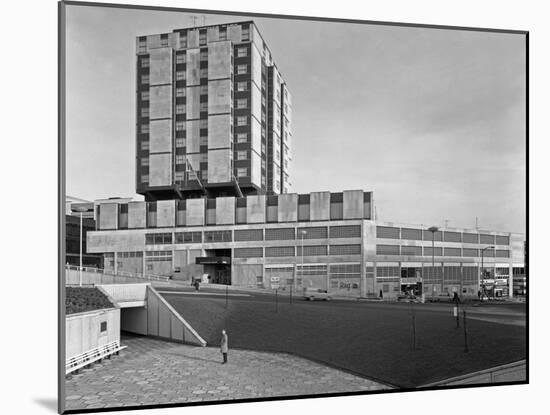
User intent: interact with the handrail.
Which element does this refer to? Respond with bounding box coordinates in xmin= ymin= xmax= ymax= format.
xmin=65 ymin=265 xmax=170 ymax=282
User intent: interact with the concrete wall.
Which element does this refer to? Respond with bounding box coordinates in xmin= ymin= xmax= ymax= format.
xmin=186 ymin=48 xmax=200 ymax=86
xmin=149 ymin=119 xmax=172 ymax=153
xmin=216 ymin=197 xmax=236 ymax=225
xmin=99 ymin=203 xmax=118 ymax=230
xmin=278 ymin=193 xmax=298 ymax=222
xmin=157 ymin=200 xmax=175 ymax=227
xmin=128 ymin=202 xmax=146 ymax=229
xmin=246 ymin=195 xmax=266 ymax=223
xmin=310 ymin=192 xmax=330 ymax=221
xmin=149 ymin=48 xmax=172 ymax=85
xmin=343 ymin=190 xmax=364 ymax=219
xmin=232 ymin=263 xmax=262 ymax=287
xmin=149 ymin=84 xmax=172 ymax=119
xmin=208 ymin=113 xmax=231 ymax=148
xmin=208 ymin=149 xmax=231 ymax=182
xmin=186 ymin=86 xmax=201 ymax=120
xmin=149 ymin=153 xmax=172 ymax=186
xmin=66 ymin=308 xmax=120 ymax=360
xmin=186 ymin=119 xmax=201 ymax=153
xmin=186 ymin=198 xmax=205 ymax=226
xmin=208 ymin=80 xmax=231 ymax=114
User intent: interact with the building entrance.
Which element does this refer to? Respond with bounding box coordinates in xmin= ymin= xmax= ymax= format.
xmin=195 ymin=249 xmax=231 ymax=285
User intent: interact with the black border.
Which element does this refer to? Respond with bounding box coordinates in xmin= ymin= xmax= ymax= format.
xmin=58 ymin=1 xmax=529 ymax=414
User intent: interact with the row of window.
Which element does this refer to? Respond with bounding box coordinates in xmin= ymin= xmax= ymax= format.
xmin=376 ymin=244 xmax=510 ymax=258
xmin=234 ymin=244 xmax=361 ymax=258
xmin=376 ymin=226 xmax=510 ymax=245
xmin=144 ymin=226 xmax=362 ymax=245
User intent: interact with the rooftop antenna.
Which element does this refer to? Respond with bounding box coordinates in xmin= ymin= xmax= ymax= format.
xmin=475 ymin=216 xmax=479 ymax=230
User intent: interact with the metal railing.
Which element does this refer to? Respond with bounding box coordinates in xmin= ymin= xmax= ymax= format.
xmin=65 ymin=264 xmax=170 ymax=282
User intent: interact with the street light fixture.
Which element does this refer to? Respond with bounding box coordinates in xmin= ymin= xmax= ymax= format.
xmin=72 ymin=206 xmax=91 ymax=287
xmin=428 ymin=226 xmax=439 ymax=301
xmin=480 ymin=245 xmax=495 ymax=300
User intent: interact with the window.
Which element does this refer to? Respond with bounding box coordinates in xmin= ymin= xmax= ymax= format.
xmin=200 ymin=102 xmax=208 ymax=111
xmin=330 ymin=225 xmax=361 ymax=238
xmin=237 ymin=133 xmax=248 ymax=143
xmin=401 ymin=228 xmax=422 ymax=240
xmin=297 ymin=226 xmax=328 ymax=240
xmin=176 ymin=104 xmax=185 ymax=114
xmin=444 ymin=247 xmax=462 ymax=257
xmin=496 ymin=235 xmax=510 ymax=245
xmin=138 ymin=40 xmax=147 ymax=53
xmin=234 ymin=229 xmax=263 ymax=241
xmin=297 ymin=245 xmax=328 ymax=256
xmin=265 ymin=228 xmax=295 ymax=241
xmin=176 ymin=121 xmax=185 ymax=131
xmin=236 ymin=168 xmax=248 ymax=177
xmin=241 ymin=26 xmax=250 ymax=41
xmin=141 ymin=75 xmax=149 ymax=84
xmin=236 ymin=151 xmax=247 ymax=160
xmin=176 ymin=155 xmax=185 ymax=164
xmin=237 ymin=47 xmax=248 ymax=57
xmin=140 ymin=107 xmax=149 ymax=117
xmin=141 ymin=158 xmax=149 ymax=166
xmin=376 ymin=245 xmax=400 ymax=255
xmin=444 ymin=231 xmax=462 ymax=243
xmin=200 ymin=85 xmax=208 ymax=94
xmin=175 ymin=232 xmax=202 ymax=243
xmin=200 ymin=68 xmax=208 ymax=78
xmin=176 ymin=137 xmax=185 ymax=147
xmin=237 ymin=81 xmax=247 ymax=91
xmin=145 ymin=233 xmax=173 ymax=245
xmin=176 ymin=71 xmax=185 ymax=81
xmin=237 ymin=116 xmax=247 ymax=126
xmin=237 ymin=98 xmax=248 ymax=109
xmin=160 ymin=37 xmax=168 ymax=47
xmin=199 ymin=119 xmax=208 ymax=128
xmin=237 ymin=64 xmax=247 ymax=74
xmin=330 ymin=244 xmax=361 ymax=255
xmin=141 ymin=58 xmax=149 ymax=68
xmin=204 ymin=231 xmax=232 ymax=243
xmin=199 ymin=31 xmax=207 ymax=45
xmin=174 ymin=172 xmax=185 ymax=182
xmin=200 ymin=50 xmax=208 ymax=61
xmin=219 ymin=27 xmax=227 ymax=40
xmin=463 ymin=233 xmax=478 ymax=244
xmin=141 ymin=124 xmax=149 ymax=133
xmin=176 ymin=88 xmax=185 ymax=97
xmin=176 ymin=54 xmax=186 ymax=64
xmin=141 ymin=91 xmax=149 ymax=101
xmin=234 ymin=247 xmax=263 ymax=258
xmin=100 ymin=322 xmax=107 ymax=333
xmin=179 ymin=32 xmax=187 ymax=48
xmin=141 ymin=141 xmax=149 ymax=151
xmin=265 ymin=246 xmax=295 ymax=257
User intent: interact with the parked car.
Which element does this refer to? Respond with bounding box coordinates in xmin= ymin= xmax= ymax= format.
xmin=303 ymin=288 xmax=332 ymax=301
xmin=397 ymin=293 xmax=418 ymax=302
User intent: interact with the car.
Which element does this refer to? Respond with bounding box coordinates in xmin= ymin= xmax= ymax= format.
xmin=397 ymin=293 xmax=418 ymax=302
xmin=303 ymin=288 xmax=332 ymax=301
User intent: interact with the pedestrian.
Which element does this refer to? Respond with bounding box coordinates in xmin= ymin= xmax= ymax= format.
xmin=477 ymin=290 xmax=481 ymax=301
xmin=195 ymin=279 xmax=200 ymax=291
xmin=452 ymin=291 xmax=460 ymax=304
xmin=220 ymin=329 xmax=228 ymax=364
xmin=379 ymin=289 xmax=383 ymax=299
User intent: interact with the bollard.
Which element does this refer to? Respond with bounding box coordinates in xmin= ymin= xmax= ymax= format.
xmin=290 ymin=285 xmax=293 ymax=304
xmin=411 ymin=301 xmax=416 ymax=350
xmin=455 ymin=304 xmax=460 ymax=329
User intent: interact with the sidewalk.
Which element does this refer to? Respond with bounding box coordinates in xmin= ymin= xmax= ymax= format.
xmin=65 ymin=335 xmax=390 ymax=410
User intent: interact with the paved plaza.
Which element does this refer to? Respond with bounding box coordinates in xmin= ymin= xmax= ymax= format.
xmin=65 ymin=335 xmax=390 ymax=411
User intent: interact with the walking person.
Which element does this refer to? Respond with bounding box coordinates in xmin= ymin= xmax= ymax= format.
xmin=220 ymin=330 xmax=228 ymax=364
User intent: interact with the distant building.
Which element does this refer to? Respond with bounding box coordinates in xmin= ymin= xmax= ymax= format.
xmin=66 ymin=196 xmax=102 ymax=268
xmin=135 ymin=21 xmax=292 ymax=200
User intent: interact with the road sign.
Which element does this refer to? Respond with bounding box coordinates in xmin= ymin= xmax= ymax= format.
xmin=271 ymin=283 xmax=280 ymax=290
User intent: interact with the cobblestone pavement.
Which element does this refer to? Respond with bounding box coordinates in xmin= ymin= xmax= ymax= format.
xmin=65 ymin=335 xmax=390 ymax=410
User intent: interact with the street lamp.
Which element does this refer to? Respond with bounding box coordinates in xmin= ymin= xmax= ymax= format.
xmin=72 ymin=206 xmax=91 ymax=287
xmin=480 ymin=245 xmax=495 ymax=300
xmin=298 ymin=230 xmax=307 ymax=291
xmin=428 ymin=226 xmax=439 ymax=301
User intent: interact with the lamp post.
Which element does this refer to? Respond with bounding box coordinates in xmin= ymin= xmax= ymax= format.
xmin=428 ymin=226 xmax=439 ymax=301
xmin=299 ymin=230 xmax=307 ymax=291
xmin=72 ymin=206 xmax=90 ymax=287
xmin=480 ymin=245 xmax=495 ymax=300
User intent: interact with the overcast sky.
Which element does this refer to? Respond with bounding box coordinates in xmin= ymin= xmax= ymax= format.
xmin=65 ymin=4 xmax=526 ymax=233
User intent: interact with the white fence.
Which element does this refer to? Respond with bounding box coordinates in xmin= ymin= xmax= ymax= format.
xmin=65 ymin=265 xmax=170 ymax=285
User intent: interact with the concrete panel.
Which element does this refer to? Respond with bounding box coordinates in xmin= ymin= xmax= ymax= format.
xmin=216 ymin=197 xmax=236 ymax=225
xmin=250 ymin=151 xmax=262 ymax=189
xmin=146 ymin=35 xmax=161 ymax=50
xmin=157 ymin=200 xmax=175 ymax=227
xmin=128 ymin=202 xmax=146 ymax=229
xmin=208 ymin=41 xmax=231 ymax=80
xmin=186 ymin=198 xmax=205 ymax=226
xmin=149 ymin=119 xmax=172 ymax=153
xmin=87 ymin=230 xmax=146 ymax=253
xmin=207 ymin=149 xmax=231 ymax=183
xmin=147 ymin=292 xmax=159 ymax=336
xmin=208 ymin=114 xmax=231 ymax=149
xmin=149 ymin=48 xmax=172 ymax=85
xmin=99 ymin=203 xmax=118 ymax=230
xmin=149 ymin=153 xmax=172 ymax=186
xmin=232 ymin=263 xmax=262 ymax=287
xmin=251 ymin=83 xmax=262 ymax=124
xmin=343 ymin=190 xmax=364 ymax=219
xmin=251 ymin=116 xmax=262 ymax=155
xmin=186 ymin=49 xmax=200 ymax=86
xmin=187 ymin=29 xmax=199 ymax=48
xmin=206 ymin=26 xmax=219 ymax=43
xmin=186 ymin=86 xmax=201 ymax=120
xmin=208 ymin=79 xmax=231 ymax=114
xmin=246 ymin=195 xmax=266 ymax=223
xmin=158 ymin=306 xmax=171 ymax=338
xmin=66 ymin=309 xmax=120 ymax=360
xmin=150 ymin=85 xmax=172 ymax=119
xmin=310 ymin=192 xmax=330 ymax=221
xmin=251 ymin=43 xmax=262 ymax=89
xmin=171 ymin=317 xmax=184 ymax=342
xmin=186 ymin=120 xmax=201 ymax=153
xmin=228 ymin=25 xmax=242 ymax=43
xmin=250 ymin=24 xmax=261 ymax=46
xmin=278 ymin=193 xmax=298 ymax=222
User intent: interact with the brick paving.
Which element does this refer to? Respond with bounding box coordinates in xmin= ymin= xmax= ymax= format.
xmin=65 ymin=335 xmax=390 ymax=410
